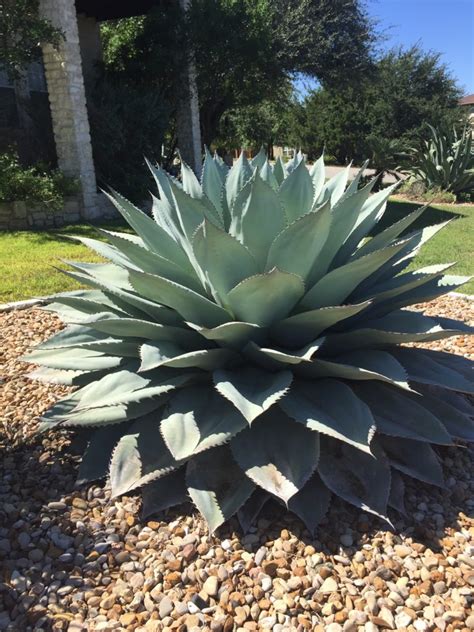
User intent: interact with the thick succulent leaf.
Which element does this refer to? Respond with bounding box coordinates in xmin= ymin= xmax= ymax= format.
xmin=72 ymin=371 xmax=190 ymax=411
xmin=315 ymin=179 xmax=377 ymax=275
xmin=301 ymin=350 xmax=410 ymax=390
xmin=369 ymin=274 xmax=472 ymax=315
xmin=265 ymin=203 xmax=331 ymax=281
xmin=142 ymin=468 xmax=188 ymax=519
xmin=302 ymin=242 xmax=406 ymax=309
xmin=160 ymin=386 xmax=247 ymax=460
xmin=77 ymin=424 xmax=130 ymax=485
xmin=86 ymin=317 xmax=204 ymax=348
xmin=414 ymin=383 xmax=474 ymax=417
xmin=192 ymin=220 xmax=258 ymax=304
xmin=147 ymin=159 xmax=181 ymax=213
xmin=309 ymin=154 xmax=325 ymax=201
xmin=71 ymin=370 xmax=149 ymax=408
xmin=27 ymin=366 xmax=103 ymax=387
xmin=231 ymin=408 xmax=320 ymax=503
xmin=379 ymin=436 xmax=444 ymax=487
xmin=41 ymin=393 xmax=164 ymax=429
xmin=181 ymin=159 xmax=202 ymax=198
xmin=334 ymin=181 xmax=400 ymax=266
xmin=237 ymin=489 xmax=270 ymax=533
xmin=65 ymin=235 xmax=133 ymax=270
xmin=139 ymin=342 xmax=235 ymax=372
xmin=24 ymin=347 xmax=124 ymax=371
xmin=58 ymin=268 xmax=179 ymax=324
xmin=186 ymin=321 xmax=263 ymax=350
xmin=323 ymin=164 xmax=351 ymax=205
xmin=214 ymin=367 xmax=293 ymax=424
xmin=260 ymin=160 xmax=278 ymax=190
xmin=287 ymin=473 xmax=331 ymax=534
xmin=150 ymin=190 xmax=186 ymax=248
xmin=353 ymin=263 xmax=455 ymax=305
xmin=35 ymin=325 xmax=117 ymax=350
xmin=344 ymin=160 xmax=369 ymax=196
xmin=279 ymin=159 xmax=314 ymax=221
xmin=201 ymin=147 xmax=225 ymax=217
xmin=272 ymin=156 xmax=286 ymax=186
xmin=318 ymin=438 xmax=391 ymax=520
xmin=226 ymin=151 xmax=253 ymax=212
xmin=96 ymin=228 xmax=202 ymax=292
xmin=412 ymin=387 xmax=474 ymax=442
xmin=355 ymin=205 xmax=427 ymax=259
xmin=104 ymin=189 xmax=190 ymax=270
xmin=170 ymin=176 xmax=222 ymax=235
xmin=45 ymin=293 xmax=132 ymax=319
xmin=285 ymin=150 xmax=302 ymax=174
xmin=38 ymin=389 xmax=86 ymax=431
xmin=227 ymin=268 xmax=305 ymax=326
xmin=129 ymin=269 xmax=230 ymax=328
xmin=280 ymin=379 xmax=375 ymax=453
xmin=73 ymin=340 xmax=140 ymax=358
xmin=388 ymin=471 xmax=406 ymax=514
xmin=391 ymin=348 xmax=474 ymax=394
xmin=238 ymin=174 xmax=287 ymax=269
xmin=320 ymin=310 xmax=472 ymax=354
xmin=250 ymin=146 xmax=267 ymax=169
xmin=186 ymin=446 xmax=255 ymax=533
xmin=244 ymin=339 xmax=322 ymax=369
xmin=353 ymin=382 xmax=452 ymax=445
xmin=64 ymin=260 xmax=132 ymax=290
xmin=357 ymin=221 xmax=452 ymax=292
xmin=271 ymin=301 xmax=371 ymax=347
xmin=110 ymin=414 xmax=181 ymax=496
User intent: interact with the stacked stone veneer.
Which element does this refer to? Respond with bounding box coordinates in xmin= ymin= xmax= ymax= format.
xmin=0 ymin=193 xmax=118 ymax=231
xmin=39 ymin=0 xmax=100 ymax=220
xmin=0 ymin=198 xmax=80 ymax=230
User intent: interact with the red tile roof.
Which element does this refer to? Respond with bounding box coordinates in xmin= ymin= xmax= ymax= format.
xmin=459 ymin=94 xmax=474 ymax=106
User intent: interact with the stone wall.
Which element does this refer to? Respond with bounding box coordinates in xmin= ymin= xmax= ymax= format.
xmin=0 ymin=198 xmax=81 ymax=230
xmin=0 ymin=193 xmax=119 ymax=231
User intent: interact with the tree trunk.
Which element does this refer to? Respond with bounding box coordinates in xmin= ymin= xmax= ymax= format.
xmin=176 ymin=0 xmax=202 ymax=176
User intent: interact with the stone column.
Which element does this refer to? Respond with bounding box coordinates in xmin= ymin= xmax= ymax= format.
xmin=39 ymin=0 xmax=99 ymax=219
xmin=177 ymin=0 xmax=202 ymax=176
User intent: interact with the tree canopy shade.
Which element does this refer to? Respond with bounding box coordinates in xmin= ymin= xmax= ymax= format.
xmin=298 ymin=46 xmax=463 ymax=163
xmin=99 ymin=0 xmax=377 ymax=147
xmin=0 ymin=0 xmax=63 ymax=80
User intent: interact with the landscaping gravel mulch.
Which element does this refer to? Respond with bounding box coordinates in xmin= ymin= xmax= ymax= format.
xmin=0 ymin=299 xmax=473 ymax=632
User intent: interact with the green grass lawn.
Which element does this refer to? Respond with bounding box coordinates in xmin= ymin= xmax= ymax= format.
xmin=0 ymin=199 xmax=472 ymax=304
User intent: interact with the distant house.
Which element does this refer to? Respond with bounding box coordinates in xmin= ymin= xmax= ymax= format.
xmin=0 ymin=0 xmax=201 ymax=221
xmin=459 ymin=94 xmax=474 ymax=131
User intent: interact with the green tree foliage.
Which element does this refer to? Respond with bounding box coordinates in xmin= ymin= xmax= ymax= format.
xmin=99 ymin=0 xmax=376 ymax=148
xmin=0 ymin=0 xmax=62 ymax=80
xmin=215 ymin=83 xmax=303 ymax=154
xmin=299 ymin=46 xmax=463 ymax=164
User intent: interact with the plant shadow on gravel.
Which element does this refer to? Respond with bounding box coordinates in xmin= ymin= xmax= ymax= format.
xmin=1 ymin=431 xmax=472 ymax=629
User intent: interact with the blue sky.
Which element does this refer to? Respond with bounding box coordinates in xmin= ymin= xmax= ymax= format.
xmin=295 ymin=0 xmax=473 ymax=97
xmin=368 ymin=0 xmax=474 ymax=94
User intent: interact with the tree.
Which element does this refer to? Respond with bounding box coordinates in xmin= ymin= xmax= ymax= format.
xmin=190 ymin=0 xmax=376 ymax=145
xmin=0 ymin=0 xmax=62 ymax=80
xmin=99 ymin=0 xmax=377 ymax=148
xmin=298 ymin=45 xmax=463 ymax=164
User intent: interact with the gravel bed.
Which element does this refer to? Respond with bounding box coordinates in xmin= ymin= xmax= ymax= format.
xmin=0 ymin=299 xmax=473 ymax=632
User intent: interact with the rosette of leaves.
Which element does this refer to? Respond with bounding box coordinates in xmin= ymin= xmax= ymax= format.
xmin=25 ymin=148 xmax=474 ymax=533
xmin=401 ymin=124 xmax=474 ymax=196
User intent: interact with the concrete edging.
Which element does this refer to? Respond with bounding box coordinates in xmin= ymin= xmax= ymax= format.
xmin=1 ymin=291 xmax=473 ymax=313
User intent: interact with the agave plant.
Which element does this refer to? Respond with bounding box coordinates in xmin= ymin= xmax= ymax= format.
xmin=25 ymin=147 xmax=474 ymax=533
xmin=402 ymin=124 xmax=474 ymax=195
